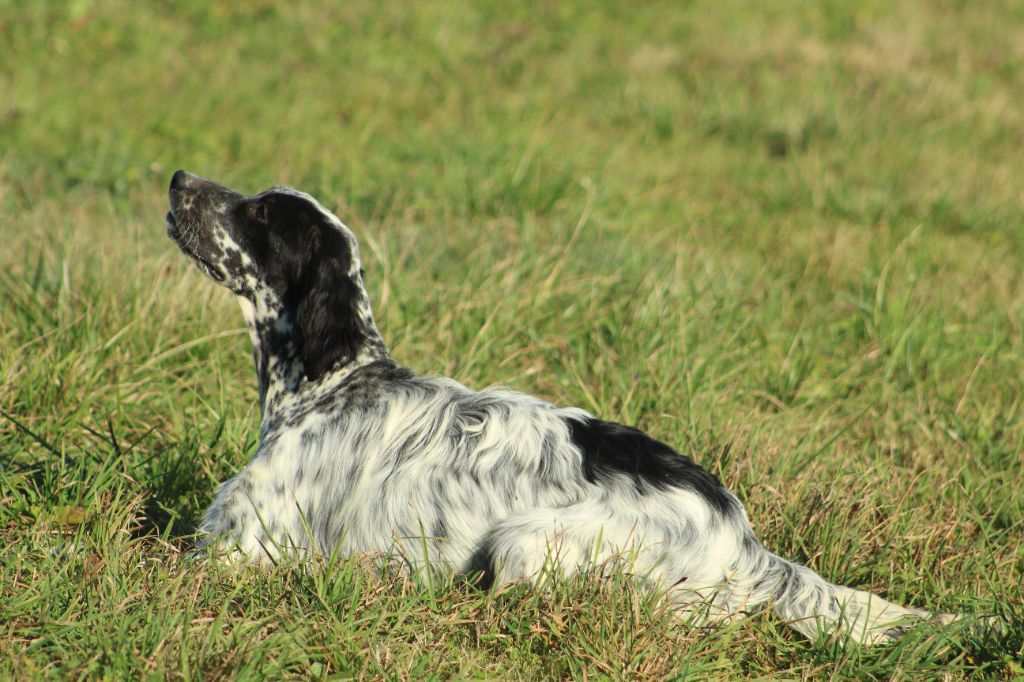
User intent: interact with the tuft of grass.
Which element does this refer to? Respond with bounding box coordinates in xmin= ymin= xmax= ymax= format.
xmin=2 ymin=0 xmax=1022 ymax=678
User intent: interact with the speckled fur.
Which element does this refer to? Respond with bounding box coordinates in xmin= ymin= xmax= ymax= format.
xmin=165 ymin=170 xmax=950 ymax=644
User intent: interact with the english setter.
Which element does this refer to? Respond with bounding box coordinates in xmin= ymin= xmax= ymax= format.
xmin=166 ymin=169 xmax=952 ymax=644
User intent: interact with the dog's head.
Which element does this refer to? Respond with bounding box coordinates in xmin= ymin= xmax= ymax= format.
xmin=166 ymin=170 xmax=375 ymax=380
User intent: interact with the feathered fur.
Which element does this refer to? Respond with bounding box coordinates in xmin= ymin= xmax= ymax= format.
xmin=165 ymin=169 xmax=951 ymax=644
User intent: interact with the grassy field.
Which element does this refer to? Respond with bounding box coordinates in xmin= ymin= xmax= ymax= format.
xmin=2 ymin=0 xmax=1023 ymax=678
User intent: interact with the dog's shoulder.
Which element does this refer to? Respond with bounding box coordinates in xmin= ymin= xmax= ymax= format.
xmin=269 ymin=359 xmax=416 ymax=430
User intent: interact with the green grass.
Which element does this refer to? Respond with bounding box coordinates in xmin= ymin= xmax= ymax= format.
xmin=2 ymin=0 xmax=1023 ymax=677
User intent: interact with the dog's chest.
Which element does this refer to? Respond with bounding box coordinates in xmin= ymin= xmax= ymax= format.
xmin=202 ymin=416 xmax=367 ymax=554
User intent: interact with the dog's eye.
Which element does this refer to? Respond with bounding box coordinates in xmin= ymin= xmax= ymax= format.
xmin=249 ymin=202 xmax=270 ymax=225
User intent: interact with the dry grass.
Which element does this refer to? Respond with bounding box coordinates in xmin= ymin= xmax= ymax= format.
xmin=1 ymin=0 xmax=1022 ymax=678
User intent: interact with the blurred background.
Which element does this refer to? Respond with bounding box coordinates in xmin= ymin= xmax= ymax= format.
xmin=1 ymin=1 xmax=1022 ymax=677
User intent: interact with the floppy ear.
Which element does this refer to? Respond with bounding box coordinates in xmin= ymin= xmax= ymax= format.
xmin=295 ymin=257 xmax=366 ymax=382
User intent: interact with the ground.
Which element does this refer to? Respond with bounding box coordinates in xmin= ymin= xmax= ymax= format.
xmin=1 ymin=0 xmax=1022 ymax=678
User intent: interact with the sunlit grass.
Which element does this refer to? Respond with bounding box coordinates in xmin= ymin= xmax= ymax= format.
xmin=1 ymin=0 xmax=1022 ymax=678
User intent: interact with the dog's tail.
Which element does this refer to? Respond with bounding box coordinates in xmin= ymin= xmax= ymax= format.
xmin=741 ymin=545 xmax=952 ymax=644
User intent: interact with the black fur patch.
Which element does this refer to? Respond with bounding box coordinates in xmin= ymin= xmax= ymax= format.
xmin=566 ymin=417 xmax=736 ymax=513
xmin=294 ymin=262 xmax=366 ymax=381
xmin=464 ymin=542 xmax=496 ymax=589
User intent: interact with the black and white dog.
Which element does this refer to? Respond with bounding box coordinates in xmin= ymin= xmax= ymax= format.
xmin=166 ymin=170 xmax=951 ymax=644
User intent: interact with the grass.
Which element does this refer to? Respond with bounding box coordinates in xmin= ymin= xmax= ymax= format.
xmin=1 ymin=0 xmax=1022 ymax=677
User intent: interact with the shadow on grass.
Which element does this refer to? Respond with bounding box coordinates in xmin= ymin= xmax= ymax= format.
xmin=0 ymin=407 xmax=240 ymax=546
xmin=128 ymin=417 xmax=250 ymax=544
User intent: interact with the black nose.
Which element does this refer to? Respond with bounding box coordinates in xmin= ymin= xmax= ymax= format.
xmin=170 ymin=169 xmax=202 ymax=192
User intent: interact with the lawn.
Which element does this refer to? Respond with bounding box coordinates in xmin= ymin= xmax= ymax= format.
xmin=1 ymin=0 xmax=1022 ymax=678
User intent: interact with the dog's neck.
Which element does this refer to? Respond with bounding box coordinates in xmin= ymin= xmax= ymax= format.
xmin=236 ymin=296 xmax=302 ymax=419
xmin=236 ymin=295 xmax=388 ymax=421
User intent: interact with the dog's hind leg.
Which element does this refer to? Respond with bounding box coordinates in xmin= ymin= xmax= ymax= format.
xmin=476 ymin=496 xmax=739 ymax=596
xmin=478 ymin=503 xmax=954 ymax=644
xmin=477 ymin=502 xmax=678 ymax=588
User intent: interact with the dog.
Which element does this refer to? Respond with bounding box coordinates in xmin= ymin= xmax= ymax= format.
xmin=166 ymin=169 xmax=953 ymax=644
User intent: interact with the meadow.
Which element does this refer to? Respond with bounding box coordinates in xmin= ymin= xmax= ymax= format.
xmin=1 ymin=0 xmax=1022 ymax=678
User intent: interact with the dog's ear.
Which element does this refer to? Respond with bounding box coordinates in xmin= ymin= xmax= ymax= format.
xmin=295 ymin=255 xmax=366 ymax=382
